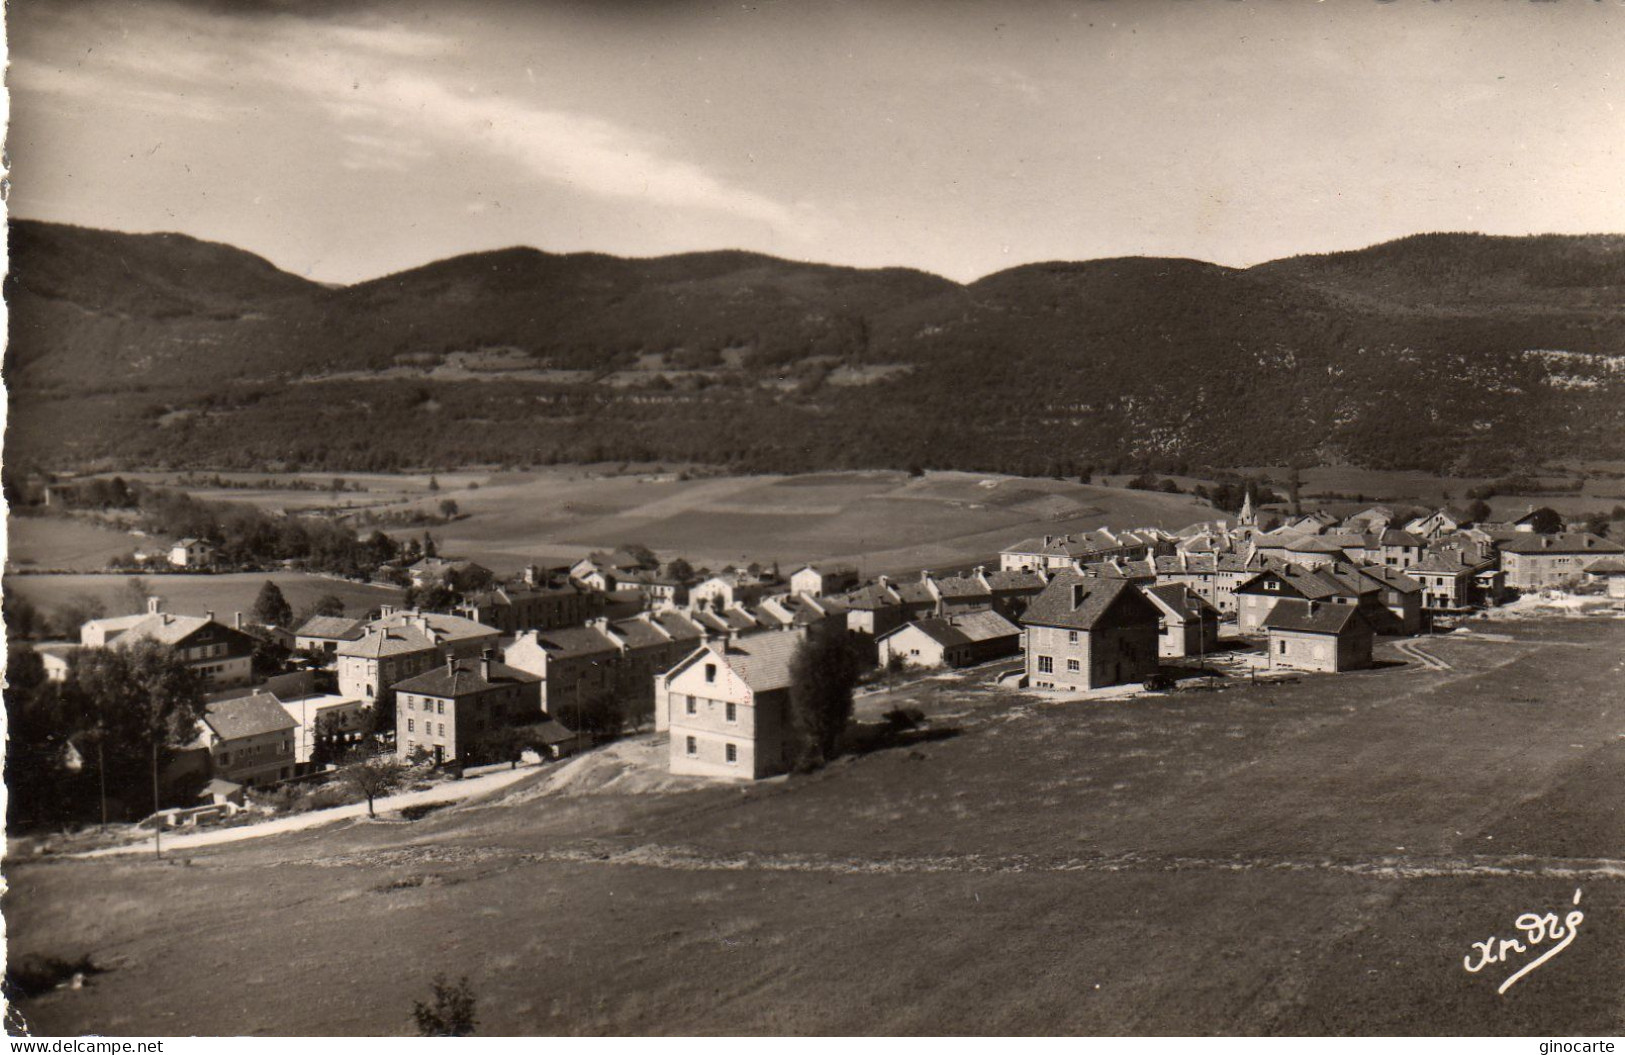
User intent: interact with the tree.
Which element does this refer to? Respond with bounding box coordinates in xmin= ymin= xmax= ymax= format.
xmin=1526 ymin=507 xmax=1565 ymax=535
xmin=427 ymin=475 xmax=441 ymax=492
xmin=788 ymin=627 xmax=861 ymax=770
xmin=1287 ymin=466 xmax=1303 ymax=516
xmin=422 ymin=532 xmax=439 ymax=559
xmin=412 ymin=975 xmax=477 ymax=1036
xmin=1465 ymin=498 xmax=1493 ymax=524
xmin=667 ymin=558 xmax=695 ymax=582
xmin=438 ymin=498 xmax=460 ymax=521
xmin=120 ymin=576 xmax=158 ymax=617
xmin=251 ymin=580 xmax=294 ymax=629
xmin=338 ymin=743 xmax=406 ymax=818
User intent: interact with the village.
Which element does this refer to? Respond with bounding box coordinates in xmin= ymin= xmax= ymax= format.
xmin=9 ymin=484 xmax=1623 ymax=845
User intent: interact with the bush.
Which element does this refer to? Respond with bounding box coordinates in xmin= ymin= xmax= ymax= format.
xmin=4 ymin=953 xmax=101 ymax=1000
xmin=412 ymin=975 xmax=478 ymax=1036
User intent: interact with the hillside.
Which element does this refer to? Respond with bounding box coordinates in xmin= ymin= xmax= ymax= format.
xmin=6 ymin=220 xmax=1624 ymax=476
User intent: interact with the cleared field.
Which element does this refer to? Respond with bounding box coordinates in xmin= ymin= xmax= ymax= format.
xmin=8 ymin=619 xmax=1624 ymax=1035
xmin=392 ymin=470 xmax=1215 ymax=575
xmin=2 ymin=572 xmax=403 ymax=623
xmin=4 ymin=516 xmax=149 ymax=572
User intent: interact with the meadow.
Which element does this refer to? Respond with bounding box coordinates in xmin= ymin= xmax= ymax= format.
xmin=8 ymin=618 xmax=1623 ymax=1035
xmin=1 ymin=572 xmax=403 ymax=627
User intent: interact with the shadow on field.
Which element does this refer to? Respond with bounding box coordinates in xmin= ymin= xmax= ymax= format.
xmin=843 ymin=720 xmax=963 ymax=759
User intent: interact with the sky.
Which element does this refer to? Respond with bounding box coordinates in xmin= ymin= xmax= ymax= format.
xmin=9 ymin=0 xmax=1625 ymax=284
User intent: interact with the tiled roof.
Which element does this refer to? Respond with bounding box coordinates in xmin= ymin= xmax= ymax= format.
xmin=528 ymin=626 xmax=622 ymax=659
xmin=932 ymin=574 xmax=993 ymax=599
xmin=337 ymin=626 xmax=439 ymax=659
xmin=892 ymin=581 xmax=936 ymax=605
xmin=1498 ymin=532 xmax=1623 ymax=555
xmin=1413 ymin=550 xmax=1487 ymax=574
xmin=653 ymin=611 xmax=706 ymax=641
xmin=1144 ymin=582 xmax=1218 ymax=617
xmin=1584 ymin=556 xmax=1625 ymax=574
xmin=1380 ymin=529 xmax=1425 ymax=546
xmin=204 ymin=693 xmax=298 ymax=741
xmin=1350 ymin=565 xmax=1423 ymax=594
xmin=1262 ymin=598 xmax=1368 ymax=635
xmin=114 ymin=613 xmax=252 ymax=649
xmin=684 ymin=632 xmax=806 ymax=693
xmin=369 ymin=610 xmax=498 ymax=643
xmin=981 ymin=569 xmax=1048 ymax=592
xmin=838 ymin=584 xmax=901 ymax=610
xmin=294 ymin=615 xmax=365 ymax=641
xmin=393 ymin=658 xmax=540 ymax=697
xmin=609 ymin=618 xmax=671 ymax=650
xmin=1020 ymin=573 xmax=1156 ymax=631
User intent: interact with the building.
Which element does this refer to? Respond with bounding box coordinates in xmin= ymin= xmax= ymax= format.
xmin=504 ymin=611 xmax=703 ymax=727
xmin=81 ymin=599 xmax=257 ymax=690
xmin=925 ymin=571 xmax=996 ymax=615
xmin=1000 ymin=528 xmax=1166 ymax=572
xmin=35 ymin=642 xmax=76 ymax=683
xmin=789 ymin=565 xmax=859 ymax=598
xmin=1404 ymin=507 xmax=1476 ymax=540
xmin=877 ymin=610 xmax=1021 ymax=670
xmin=370 ymin=608 xmax=502 ymax=657
xmin=1411 ymin=550 xmax=1496 ymax=611
xmin=1583 ymin=556 xmax=1625 ymax=599
xmin=407 ymin=557 xmax=493 ymax=590
xmin=1020 ymin=573 xmax=1161 ymax=691
xmin=1377 ymin=530 xmax=1426 ymax=570
xmin=1498 ymin=533 xmax=1624 ymax=591
xmin=195 ymin=693 xmax=299 ymax=787
xmin=659 ymin=633 xmax=804 ymax=780
xmin=1347 ymin=564 xmax=1424 ymax=636
xmin=455 ymin=583 xmax=594 ymax=634
xmin=276 ymin=691 xmax=369 ymax=767
xmin=1262 ymin=599 xmax=1374 ymax=673
xmin=975 ymin=567 xmax=1051 ymax=621
xmin=1234 ymin=564 xmax=1381 ymax=635
xmin=1143 ymin=583 xmax=1221 ymax=660
xmin=393 ymin=652 xmax=543 ymax=765
xmin=293 ymin=615 xmax=366 ymax=658
xmin=168 ymin=538 xmax=214 ymax=568
xmin=1150 ymin=552 xmax=1256 ymax=614
xmin=336 ymin=625 xmax=441 ymax=703
xmin=691 ymin=571 xmax=775 ymax=611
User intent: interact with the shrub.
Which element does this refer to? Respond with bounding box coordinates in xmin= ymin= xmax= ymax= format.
xmin=412 ymin=975 xmax=478 ymax=1036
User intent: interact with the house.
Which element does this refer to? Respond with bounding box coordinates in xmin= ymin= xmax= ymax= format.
xmin=195 ymin=693 xmax=300 ymax=787
xmin=336 ymin=625 xmax=441 ymax=703
xmin=1583 ymin=556 xmax=1625 ymax=599
xmin=35 ymin=642 xmax=76 ymax=683
xmin=1498 ymin=533 xmax=1624 ymax=591
xmin=1411 ymin=550 xmax=1497 ymax=611
xmin=836 ymin=580 xmax=908 ymax=640
xmin=999 ymin=528 xmax=1165 ymax=572
xmin=407 ymin=557 xmax=493 ymax=590
xmin=789 ymin=564 xmax=859 ymax=598
xmin=877 ymin=610 xmax=1021 ymax=670
xmin=81 ymin=600 xmax=257 ymax=689
xmin=531 ymin=718 xmax=589 ymax=760
xmin=1150 ymin=552 xmax=1256 ymax=614
xmin=974 ymin=566 xmax=1050 ymax=620
xmin=659 ymin=632 xmax=805 ymax=781
xmin=1020 ymin=574 xmax=1161 ymax=691
xmin=1346 ymin=564 xmax=1424 ymax=636
xmin=924 ymin=570 xmax=995 ymax=615
xmin=504 ymin=625 xmax=622 ymax=722
xmin=1341 ymin=506 xmax=1399 ymax=536
xmin=393 ymin=651 xmax=543 ymax=765
xmin=369 ymin=608 xmax=502 ymax=658
xmin=455 ymin=583 xmax=595 ymax=634
xmin=1377 ymin=529 xmax=1426 ymax=570
xmin=1262 ymin=599 xmax=1374 ymax=673
xmin=1143 ymin=583 xmax=1221 ymax=660
xmin=1405 ymin=507 xmax=1476 ymax=540
xmin=293 ymin=615 xmax=366 ymax=658
xmin=691 ymin=571 xmax=774 ymax=611
xmin=275 ymin=691 xmax=370 ymax=767
xmin=168 ymin=538 xmax=214 ymax=568
xmin=1234 ymin=564 xmax=1382 ymax=635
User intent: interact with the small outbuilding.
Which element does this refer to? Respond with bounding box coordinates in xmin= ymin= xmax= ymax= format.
xmin=1262 ymin=599 xmax=1374 ymax=673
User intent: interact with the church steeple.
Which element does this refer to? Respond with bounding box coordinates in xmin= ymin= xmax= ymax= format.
xmin=1238 ymin=489 xmax=1256 ymax=527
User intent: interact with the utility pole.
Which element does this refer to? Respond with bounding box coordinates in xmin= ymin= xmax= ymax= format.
xmin=151 ymin=740 xmax=163 ymax=860
xmin=98 ymin=740 xmax=108 ymax=831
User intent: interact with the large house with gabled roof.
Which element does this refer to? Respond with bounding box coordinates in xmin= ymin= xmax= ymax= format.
xmin=1020 ymin=573 xmax=1161 ymax=691
xmin=659 ymin=632 xmax=805 ymax=780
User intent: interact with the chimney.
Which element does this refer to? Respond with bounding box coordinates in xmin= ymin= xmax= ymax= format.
xmin=480 ymin=647 xmax=492 ymax=682
xmin=1307 ymin=600 xmax=1319 ymax=616
xmin=234 ymin=612 xmax=244 ymax=630
xmin=205 ymin=610 xmax=215 ymax=623
xmin=162 ymin=613 xmax=173 ymax=626
xmin=1072 ymin=583 xmax=1088 ymax=609
xmin=920 ymin=569 xmax=931 ymax=584
xmin=1044 ymin=535 xmax=1054 ymax=547
xmin=147 ymin=596 xmax=161 ymax=615
xmin=877 ymin=574 xmax=891 ymax=588
xmin=379 ymin=604 xmax=395 ymax=618
xmin=446 ymin=652 xmax=457 ymax=677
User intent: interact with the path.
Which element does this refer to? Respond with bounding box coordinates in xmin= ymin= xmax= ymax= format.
xmin=76 ymin=763 xmax=542 ymax=859
xmin=1393 ymin=638 xmax=1452 ymax=672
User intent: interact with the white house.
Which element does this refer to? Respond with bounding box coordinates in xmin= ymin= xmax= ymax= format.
xmin=169 ymin=538 xmax=214 ymax=568
xmin=657 ymin=632 xmax=804 ymax=781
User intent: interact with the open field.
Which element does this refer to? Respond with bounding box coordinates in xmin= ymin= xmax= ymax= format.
xmin=9 ymin=618 xmax=1624 ymax=1036
xmin=4 ymin=515 xmax=151 ymax=572
xmin=1225 ymin=466 xmax=1625 ymax=519
xmin=1 ymin=572 xmax=403 ymax=624
xmin=118 ymin=468 xmax=1217 ymax=576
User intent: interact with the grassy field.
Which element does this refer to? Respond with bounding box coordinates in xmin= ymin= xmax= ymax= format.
xmin=8 ymin=618 xmax=1624 ymax=1035
xmin=4 ymin=516 xmax=151 ymax=572
xmin=1 ymin=572 xmax=403 ymax=626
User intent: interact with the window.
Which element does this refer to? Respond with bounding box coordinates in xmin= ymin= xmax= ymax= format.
xmin=407 ymin=719 xmax=415 ymax=733
xmin=1279 ymin=641 xmax=1288 ymax=654
xmin=705 ymin=663 xmax=717 ymax=683
xmin=439 ymin=723 xmax=445 ymax=737
xmin=437 ymin=700 xmax=445 ymax=715
xmin=1038 ymin=655 xmax=1054 ymax=674
xmin=1264 ymin=580 xmax=1280 ymax=591
xmin=407 ymin=697 xmax=415 ymax=711
xmin=686 ymin=695 xmax=697 ymax=715
xmin=686 ymin=736 xmax=697 ymax=756
xmin=725 ymin=743 xmax=738 ymax=765
xmin=1067 ymin=659 xmax=1080 ymax=672
xmin=1067 ymin=630 xmax=1079 ymax=644
xmin=220 ymin=751 xmax=231 ymax=765
xmin=726 ymin=702 xmax=737 ymax=723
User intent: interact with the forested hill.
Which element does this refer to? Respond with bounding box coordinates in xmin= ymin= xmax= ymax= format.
xmin=6 ymin=220 xmax=1624 ymax=477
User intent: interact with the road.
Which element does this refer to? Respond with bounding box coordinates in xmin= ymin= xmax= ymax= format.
xmin=76 ymin=762 xmax=541 ymax=859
